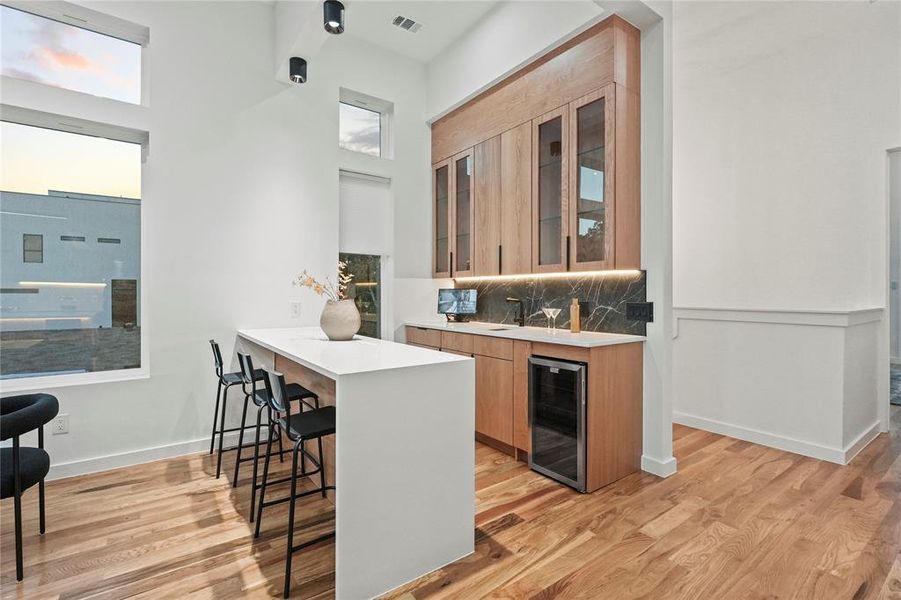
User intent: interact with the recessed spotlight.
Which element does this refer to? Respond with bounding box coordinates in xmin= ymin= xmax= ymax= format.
xmin=324 ymin=0 xmax=344 ymax=34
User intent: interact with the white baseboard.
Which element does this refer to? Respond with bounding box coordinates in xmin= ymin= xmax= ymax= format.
xmin=48 ymin=431 xmax=241 ymax=481
xmin=842 ymin=421 xmax=882 ymax=464
xmin=641 ymin=454 xmax=677 ymax=477
xmin=673 ymin=411 xmax=883 ymax=465
xmin=673 ymin=411 xmax=846 ymax=464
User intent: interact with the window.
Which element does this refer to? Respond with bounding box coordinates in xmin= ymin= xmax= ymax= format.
xmin=339 ymin=102 xmax=381 ymax=157
xmin=340 ymin=253 xmax=381 ymax=339
xmin=0 ymin=121 xmax=142 ymax=380
xmin=0 ymin=5 xmax=142 ymax=104
xmin=23 ymin=234 xmax=43 ymax=263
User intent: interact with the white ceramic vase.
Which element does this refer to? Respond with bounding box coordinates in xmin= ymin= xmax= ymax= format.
xmin=320 ymin=298 xmax=361 ymax=341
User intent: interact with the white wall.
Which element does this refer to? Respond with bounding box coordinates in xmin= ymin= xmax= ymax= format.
xmin=425 ymin=0 xmax=604 ymax=120
xmin=1 ymin=1 xmax=432 ymax=478
xmin=672 ymin=1 xmax=901 ymax=462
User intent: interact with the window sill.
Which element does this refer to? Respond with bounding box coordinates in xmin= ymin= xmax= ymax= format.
xmin=0 ymin=367 xmax=149 ymax=394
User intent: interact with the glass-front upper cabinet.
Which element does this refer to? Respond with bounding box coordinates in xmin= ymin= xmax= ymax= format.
xmin=433 ymin=160 xmax=452 ymax=278
xmin=532 ymin=107 xmax=568 ymax=272
xmin=569 ymin=86 xmax=615 ymax=271
xmin=452 ymin=149 xmax=475 ymax=276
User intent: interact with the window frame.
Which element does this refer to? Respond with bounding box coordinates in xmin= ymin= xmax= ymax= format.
xmin=339 ymin=89 xmax=394 ymax=160
xmin=0 ymin=1 xmax=150 ymax=392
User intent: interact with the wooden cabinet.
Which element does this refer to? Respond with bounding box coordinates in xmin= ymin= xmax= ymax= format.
xmin=532 ymin=107 xmax=569 ymax=273
xmin=431 ymin=15 xmax=641 ymax=278
xmin=432 ymin=150 xmax=476 ymax=278
xmin=569 ymin=86 xmax=616 ymax=271
xmin=475 ymin=355 xmax=514 ymax=445
xmin=500 ymin=123 xmax=532 ymax=274
xmin=474 ymin=136 xmax=502 ymax=276
xmin=432 ymin=160 xmax=452 ymax=278
xmin=403 ymin=325 xmax=644 ymax=491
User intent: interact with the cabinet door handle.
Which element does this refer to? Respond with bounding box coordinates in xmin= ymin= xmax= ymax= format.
xmin=450 ymin=251 xmax=454 ymax=277
xmin=498 ymin=245 xmax=503 ymax=274
xmin=566 ymin=235 xmax=571 ymax=269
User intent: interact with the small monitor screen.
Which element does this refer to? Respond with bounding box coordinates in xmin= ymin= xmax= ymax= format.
xmin=438 ymin=289 xmax=477 ymax=315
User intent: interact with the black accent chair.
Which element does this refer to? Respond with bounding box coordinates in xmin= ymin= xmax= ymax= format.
xmin=233 ymin=352 xmax=318 ymax=522
xmin=209 ymin=340 xmax=266 ymax=479
xmin=1 ymin=393 xmax=59 ymax=581
xmin=254 ymin=369 xmax=336 ymax=598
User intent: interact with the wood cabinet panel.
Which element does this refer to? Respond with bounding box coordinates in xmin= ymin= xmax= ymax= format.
xmin=586 ymin=342 xmax=643 ymax=492
xmin=614 ymin=84 xmax=641 ymax=269
xmin=441 ymin=331 xmax=474 ymax=354
xmin=472 ymin=335 xmax=513 ymax=360
xmin=432 ymin=19 xmax=619 ymax=163
xmin=512 ymin=340 xmax=532 ymax=452
xmin=405 ymin=326 xmax=441 ymax=349
xmin=474 ymin=136 xmax=502 ymax=276
xmin=475 ymin=354 xmax=514 ymax=445
xmin=500 ymin=123 xmax=532 ymax=274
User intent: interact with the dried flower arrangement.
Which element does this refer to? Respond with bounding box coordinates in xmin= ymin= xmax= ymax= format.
xmin=293 ymin=261 xmax=354 ymax=302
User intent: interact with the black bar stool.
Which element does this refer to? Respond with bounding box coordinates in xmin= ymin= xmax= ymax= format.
xmin=234 ymin=351 xmax=318 ymax=522
xmin=209 ymin=340 xmax=266 ymax=479
xmin=254 ymin=368 xmax=336 ymax=598
xmin=0 ymin=393 xmax=59 ymax=581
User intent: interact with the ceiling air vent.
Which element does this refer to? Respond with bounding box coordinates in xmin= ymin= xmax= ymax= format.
xmin=391 ymin=15 xmax=423 ymax=33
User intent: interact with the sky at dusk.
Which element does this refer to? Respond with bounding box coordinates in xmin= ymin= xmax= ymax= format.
xmin=1 ymin=5 xmax=141 ymax=103
xmin=1 ymin=7 xmax=142 ymax=199
xmin=1 ymin=122 xmax=142 ymax=199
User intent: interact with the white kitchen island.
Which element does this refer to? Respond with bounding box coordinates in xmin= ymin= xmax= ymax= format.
xmin=236 ymin=327 xmax=475 ymax=599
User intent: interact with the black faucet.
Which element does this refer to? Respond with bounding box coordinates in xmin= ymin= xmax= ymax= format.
xmin=506 ymin=297 xmax=525 ymax=327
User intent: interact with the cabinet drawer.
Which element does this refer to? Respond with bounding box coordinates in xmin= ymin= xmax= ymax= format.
xmin=441 ymin=331 xmax=474 ymax=354
xmin=405 ymin=326 xmax=441 ymax=349
xmin=472 ymin=335 xmax=513 ymax=360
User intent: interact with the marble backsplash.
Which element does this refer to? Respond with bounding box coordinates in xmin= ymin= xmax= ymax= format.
xmin=456 ymin=271 xmax=647 ymax=335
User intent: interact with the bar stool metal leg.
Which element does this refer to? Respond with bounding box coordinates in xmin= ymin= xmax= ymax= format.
xmin=249 ymin=404 xmax=265 ymax=522
xmin=209 ymin=381 xmax=222 ymax=454
xmin=284 ymin=438 xmax=303 ymax=598
xmin=215 ymin=384 xmax=231 ymax=479
xmin=254 ymin=417 xmax=276 ymax=538
xmin=232 ymin=394 xmax=251 ymax=487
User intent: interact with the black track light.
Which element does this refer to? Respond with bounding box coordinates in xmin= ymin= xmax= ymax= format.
xmin=324 ymin=0 xmax=344 ymax=34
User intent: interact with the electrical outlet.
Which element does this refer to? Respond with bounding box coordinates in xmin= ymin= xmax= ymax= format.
xmin=52 ymin=414 xmax=69 ymax=435
xmin=626 ymin=302 xmax=654 ymax=323
xmin=290 ymin=301 xmax=302 ymax=319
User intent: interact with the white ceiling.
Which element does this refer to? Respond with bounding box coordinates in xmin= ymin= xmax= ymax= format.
xmin=343 ymin=1 xmax=501 ymax=63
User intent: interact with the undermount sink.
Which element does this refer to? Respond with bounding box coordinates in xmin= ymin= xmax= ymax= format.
xmin=487 ymin=326 xmax=512 ymax=331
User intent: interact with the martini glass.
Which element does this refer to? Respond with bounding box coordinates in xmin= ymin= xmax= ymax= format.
xmin=542 ymin=307 xmax=562 ymax=332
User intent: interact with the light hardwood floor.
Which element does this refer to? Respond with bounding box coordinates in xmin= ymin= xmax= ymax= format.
xmin=2 ymin=407 xmax=900 ymax=599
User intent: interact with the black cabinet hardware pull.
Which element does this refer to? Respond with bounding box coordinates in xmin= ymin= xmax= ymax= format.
xmin=498 ymin=245 xmax=503 ymax=274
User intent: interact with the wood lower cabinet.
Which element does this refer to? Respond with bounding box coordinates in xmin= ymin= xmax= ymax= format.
xmin=475 ymin=355 xmax=514 ymax=446
xmin=405 ymin=325 xmax=643 ymax=493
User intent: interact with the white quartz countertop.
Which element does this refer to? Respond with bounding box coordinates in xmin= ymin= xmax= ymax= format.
xmin=405 ymin=320 xmax=646 ymax=348
xmin=238 ymin=327 xmax=470 ymax=379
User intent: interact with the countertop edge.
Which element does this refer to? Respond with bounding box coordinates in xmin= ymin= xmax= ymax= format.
xmin=403 ymin=321 xmax=646 ymax=348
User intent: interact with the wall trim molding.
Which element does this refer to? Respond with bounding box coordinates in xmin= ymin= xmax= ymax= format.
xmin=843 ymin=421 xmax=883 ymax=464
xmin=673 ymin=410 xmax=846 ymax=463
xmin=48 ymin=431 xmax=241 ymax=481
xmin=641 ymin=454 xmax=677 ymax=478
xmin=673 ymin=306 xmax=884 ymax=337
